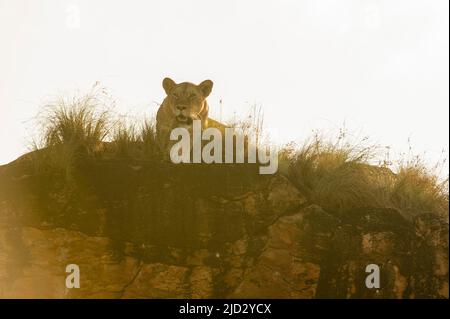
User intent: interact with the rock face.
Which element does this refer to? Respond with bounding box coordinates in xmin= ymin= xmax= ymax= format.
xmin=0 ymin=159 xmax=448 ymax=298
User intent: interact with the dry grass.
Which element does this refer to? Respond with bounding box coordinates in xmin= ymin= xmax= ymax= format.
xmin=283 ymin=131 xmax=448 ymax=219
xmin=138 ymin=119 xmax=160 ymax=159
xmin=29 ymin=84 xmax=160 ymax=177
xmin=29 ymin=84 xmax=114 ymax=179
xmin=39 ymin=84 xmax=113 ymax=152
xmin=110 ymin=118 xmax=160 ymax=159
xmin=28 ymin=87 xmax=448 ymax=220
xmin=111 ymin=121 xmax=138 ymax=157
xmin=226 ymin=104 xmax=267 ymax=148
xmin=392 ymin=157 xmax=448 ymax=219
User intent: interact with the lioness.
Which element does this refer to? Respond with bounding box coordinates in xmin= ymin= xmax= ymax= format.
xmin=156 ymin=77 xmax=221 ymax=156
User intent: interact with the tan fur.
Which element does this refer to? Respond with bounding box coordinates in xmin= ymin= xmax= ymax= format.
xmin=156 ymin=78 xmax=214 ymax=156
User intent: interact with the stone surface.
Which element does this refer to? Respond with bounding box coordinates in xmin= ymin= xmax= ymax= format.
xmin=0 ymin=159 xmax=447 ymax=298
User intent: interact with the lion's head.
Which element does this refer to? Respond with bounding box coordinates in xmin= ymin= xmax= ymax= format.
xmin=161 ymin=77 xmax=213 ymax=126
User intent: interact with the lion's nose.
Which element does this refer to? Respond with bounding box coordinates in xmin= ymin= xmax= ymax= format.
xmin=176 ymin=105 xmax=187 ymax=111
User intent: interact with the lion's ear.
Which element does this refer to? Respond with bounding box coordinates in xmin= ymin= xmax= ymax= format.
xmin=199 ymin=80 xmax=213 ymax=97
xmin=162 ymin=77 xmax=176 ymax=95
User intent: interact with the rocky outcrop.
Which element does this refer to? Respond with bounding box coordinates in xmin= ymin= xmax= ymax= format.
xmin=0 ymin=159 xmax=448 ymax=298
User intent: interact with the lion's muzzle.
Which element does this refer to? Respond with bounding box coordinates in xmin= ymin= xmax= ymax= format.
xmin=176 ymin=114 xmax=193 ymax=125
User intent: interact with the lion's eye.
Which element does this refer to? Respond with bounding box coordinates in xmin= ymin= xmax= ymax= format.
xmin=189 ymin=94 xmax=196 ymax=99
xmin=172 ymin=94 xmax=179 ymax=99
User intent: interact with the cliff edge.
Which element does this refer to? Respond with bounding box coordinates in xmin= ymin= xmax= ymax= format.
xmin=0 ymin=153 xmax=448 ymax=298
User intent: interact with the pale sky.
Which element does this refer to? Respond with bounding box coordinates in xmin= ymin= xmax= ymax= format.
xmin=0 ymin=0 xmax=448 ymax=168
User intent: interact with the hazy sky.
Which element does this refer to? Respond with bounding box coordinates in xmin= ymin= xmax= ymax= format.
xmin=0 ymin=0 xmax=448 ymax=168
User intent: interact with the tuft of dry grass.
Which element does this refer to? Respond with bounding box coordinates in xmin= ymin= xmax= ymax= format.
xmin=138 ymin=119 xmax=160 ymax=159
xmin=39 ymin=84 xmax=113 ymax=153
xmin=283 ymin=130 xmax=387 ymax=211
xmin=283 ymin=130 xmax=448 ymax=219
xmin=391 ymin=156 xmax=448 ymax=219
xmin=111 ymin=121 xmax=138 ymax=158
xmin=30 ymin=84 xmax=115 ymax=179
xmin=109 ymin=118 xmax=159 ymax=159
